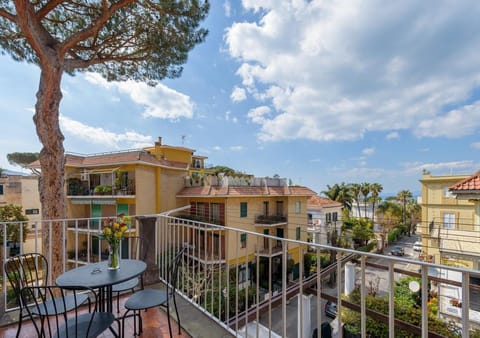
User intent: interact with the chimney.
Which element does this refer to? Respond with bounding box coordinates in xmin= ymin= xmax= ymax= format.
xmin=155 ymin=136 xmax=162 ymax=146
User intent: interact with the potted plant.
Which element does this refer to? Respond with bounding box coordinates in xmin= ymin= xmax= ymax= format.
xmin=94 ymin=185 xmax=104 ymax=195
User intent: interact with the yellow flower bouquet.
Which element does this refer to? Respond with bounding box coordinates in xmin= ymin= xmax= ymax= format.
xmin=97 ymin=214 xmax=130 ymax=269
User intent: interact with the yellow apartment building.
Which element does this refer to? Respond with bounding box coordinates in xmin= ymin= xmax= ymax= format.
xmin=38 ymin=137 xmax=212 ymax=264
xmin=420 ymin=171 xmax=480 ymax=269
xmin=0 ymin=173 xmax=42 ymax=256
xmin=176 ymin=176 xmax=316 ymax=284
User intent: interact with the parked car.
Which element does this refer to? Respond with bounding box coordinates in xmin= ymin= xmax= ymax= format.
xmin=390 ymin=246 xmax=405 ymax=256
xmin=413 ymin=241 xmax=422 ymax=252
xmin=325 ymin=301 xmax=337 ymax=318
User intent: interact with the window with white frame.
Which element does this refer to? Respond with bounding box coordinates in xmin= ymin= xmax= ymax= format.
xmin=443 ymin=213 xmax=455 ymax=229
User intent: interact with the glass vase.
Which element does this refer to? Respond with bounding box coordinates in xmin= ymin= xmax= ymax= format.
xmin=108 ymin=245 xmax=120 ymax=270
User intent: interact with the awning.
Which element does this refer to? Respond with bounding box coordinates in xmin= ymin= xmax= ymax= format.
xmin=71 ymin=199 xmax=117 ymax=205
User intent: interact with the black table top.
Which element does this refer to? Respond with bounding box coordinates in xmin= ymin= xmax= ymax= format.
xmin=56 ymin=259 xmax=147 ymax=289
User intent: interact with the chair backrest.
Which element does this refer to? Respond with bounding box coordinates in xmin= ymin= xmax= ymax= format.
xmin=167 ymin=247 xmax=186 ymax=295
xmin=20 ymin=285 xmax=107 ymax=338
xmin=4 ymin=253 xmax=48 ymax=308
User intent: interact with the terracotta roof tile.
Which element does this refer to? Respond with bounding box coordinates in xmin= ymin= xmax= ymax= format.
xmin=29 ymin=150 xmax=188 ymax=170
xmin=65 ymin=151 xmax=187 ymax=170
xmin=308 ymin=195 xmax=343 ymax=208
xmin=449 ymin=171 xmax=480 ymax=191
xmin=177 ymin=185 xmax=316 ymax=197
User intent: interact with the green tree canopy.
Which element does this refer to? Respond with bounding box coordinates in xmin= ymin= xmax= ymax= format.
xmin=7 ymin=152 xmax=39 ymax=168
xmin=0 ymin=204 xmax=29 ymax=246
xmin=0 ymin=0 xmax=209 ymax=280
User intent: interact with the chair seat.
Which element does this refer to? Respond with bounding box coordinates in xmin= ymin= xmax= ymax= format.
xmin=31 ymin=293 xmax=89 ymax=316
xmin=57 ymin=312 xmax=115 ymax=338
xmin=112 ymin=277 xmax=139 ymax=292
xmin=124 ymin=289 xmax=168 ymax=311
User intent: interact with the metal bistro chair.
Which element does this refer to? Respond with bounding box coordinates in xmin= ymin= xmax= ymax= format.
xmin=111 ymin=236 xmax=145 ymax=313
xmin=20 ymin=285 xmax=117 ymax=338
xmin=4 ymin=253 xmax=89 ymax=338
xmin=121 ymin=247 xmax=185 ymax=338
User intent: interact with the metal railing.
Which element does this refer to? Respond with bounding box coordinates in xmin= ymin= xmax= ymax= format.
xmin=2 ymin=212 xmax=480 ymax=337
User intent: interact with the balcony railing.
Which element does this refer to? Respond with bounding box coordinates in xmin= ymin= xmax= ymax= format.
xmin=254 ymin=214 xmax=287 ymax=225
xmin=2 ymin=212 xmax=480 ymax=337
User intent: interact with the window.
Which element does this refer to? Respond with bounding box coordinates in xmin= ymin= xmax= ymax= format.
xmin=276 ymin=201 xmax=284 ymax=216
xmin=332 ymin=212 xmax=338 ymax=222
xmin=326 ymin=213 xmax=332 ymax=223
xmin=295 ymin=201 xmax=301 ymax=213
xmin=240 ymin=202 xmax=248 ymax=217
xmin=443 ymin=213 xmax=455 ymax=229
xmin=211 ymin=203 xmax=221 ymax=223
xmin=263 ymin=201 xmax=269 ymax=216
xmin=240 ymin=233 xmax=247 ymax=248
xmin=25 ymin=209 xmax=40 ymax=215
xmin=0 ymin=184 xmax=3 ymax=195
xmin=296 ymin=227 xmax=301 ymax=240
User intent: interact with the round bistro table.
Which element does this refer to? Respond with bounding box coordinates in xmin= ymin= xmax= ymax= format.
xmin=56 ymin=259 xmax=146 ymax=313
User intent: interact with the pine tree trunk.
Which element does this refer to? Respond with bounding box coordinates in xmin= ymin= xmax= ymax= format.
xmin=34 ymin=62 xmax=66 ymax=282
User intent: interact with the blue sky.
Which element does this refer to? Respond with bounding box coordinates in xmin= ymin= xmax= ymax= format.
xmin=1 ymin=0 xmax=480 ymax=197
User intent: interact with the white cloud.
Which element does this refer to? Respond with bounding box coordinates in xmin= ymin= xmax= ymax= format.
xmin=471 ymin=142 xmax=480 ymax=150
xmin=247 ymin=106 xmax=271 ymax=124
xmin=60 ymin=115 xmax=152 ymax=149
xmin=84 ymin=73 xmax=194 ymax=120
xmin=362 ymin=147 xmax=375 ymax=156
xmin=225 ymin=1 xmax=480 ymax=142
xmin=230 ymin=145 xmax=244 ymax=151
xmin=402 ymin=160 xmax=475 ymax=175
xmin=386 ymin=132 xmax=399 ymax=140
xmin=230 ymin=86 xmax=247 ymax=102
xmin=223 ymin=0 xmax=231 ymax=17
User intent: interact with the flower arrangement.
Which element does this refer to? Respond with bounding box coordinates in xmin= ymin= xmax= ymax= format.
xmin=97 ymin=214 xmax=130 ymax=269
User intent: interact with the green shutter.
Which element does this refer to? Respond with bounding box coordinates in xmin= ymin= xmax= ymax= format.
xmin=240 ymin=202 xmax=247 ymax=217
xmin=296 ymin=227 xmax=301 ymax=240
xmin=117 ymin=203 xmax=129 ymax=215
xmin=240 ymin=233 xmax=247 ymax=242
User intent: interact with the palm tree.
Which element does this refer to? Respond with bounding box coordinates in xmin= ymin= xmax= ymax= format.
xmin=322 ymin=182 xmax=353 ymax=211
xmin=376 ymin=200 xmax=402 ymax=252
xmin=360 ymin=182 xmax=371 ymax=218
xmin=369 ymin=183 xmax=383 ymax=223
xmin=397 ymin=190 xmax=413 ymax=235
xmin=406 ymin=199 xmax=421 ymax=235
xmin=348 ymin=183 xmax=362 ymax=218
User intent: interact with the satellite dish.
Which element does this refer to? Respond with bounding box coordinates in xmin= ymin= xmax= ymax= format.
xmin=409 ymin=280 xmax=420 ymax=292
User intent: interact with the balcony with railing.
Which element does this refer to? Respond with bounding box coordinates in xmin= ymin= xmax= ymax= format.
xmin=254 ymin=214 xmax=287 ymax=226
xmin=66 ymin=170 xmax=136 ymax=198
xmin=2 ymin=211 xmax=480 ymax=337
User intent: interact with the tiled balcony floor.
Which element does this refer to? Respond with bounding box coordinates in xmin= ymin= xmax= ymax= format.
xmin=0 ymin=293 xmax=191 ymax=338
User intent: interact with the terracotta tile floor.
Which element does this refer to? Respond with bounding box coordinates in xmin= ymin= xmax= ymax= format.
xmin=0 ymin=294 xmax=191 ymax=338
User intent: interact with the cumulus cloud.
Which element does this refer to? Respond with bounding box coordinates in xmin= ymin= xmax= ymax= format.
xmin=225 ymin=1 xmax=480 ymax=142
xmin=60 ymin=115 xmax=152 ymax=149
xmin=230 ymin=86 xmax=247 ymax=102
xmin=84 ymin=73 xmax=194 ymax=120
